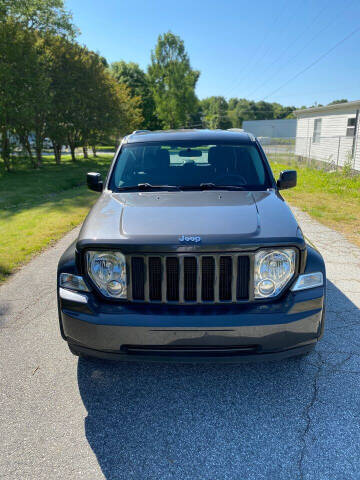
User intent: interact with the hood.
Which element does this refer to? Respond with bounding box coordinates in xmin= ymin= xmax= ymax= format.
xmin=77 ymin=190 xmax=304 ymax=251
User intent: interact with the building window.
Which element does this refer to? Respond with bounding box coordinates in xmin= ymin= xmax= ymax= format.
xmin=312 ymin=118 xmax=322 ymax=143
xmin=346 ymin=117 xmax=356 ymax=137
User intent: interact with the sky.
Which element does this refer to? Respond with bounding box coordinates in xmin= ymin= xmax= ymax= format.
xmin=65 ymin=0 xmax=360 ymax=108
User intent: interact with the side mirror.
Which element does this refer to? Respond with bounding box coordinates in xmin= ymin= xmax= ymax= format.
xmin=277 ymin=170 xmax=297 ymax=190
xmin=87 ymin=172 xmax=103 ymax=192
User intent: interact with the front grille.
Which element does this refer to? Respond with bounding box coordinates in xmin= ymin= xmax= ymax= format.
xmin=128 ymin=254 xmax=250 ymax=304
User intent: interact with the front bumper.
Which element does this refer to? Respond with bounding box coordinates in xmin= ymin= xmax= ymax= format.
xmin=59 ymin=285 xmax=325 ymax=362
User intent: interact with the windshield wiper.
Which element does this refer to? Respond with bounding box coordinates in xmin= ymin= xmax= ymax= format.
xmin=180 ymin=183 xmax=246 ymax=191
xmin=116 ymin=183 xmax=181 ymax=192
xmin=116 ymin=183 xmax=247 ymax=192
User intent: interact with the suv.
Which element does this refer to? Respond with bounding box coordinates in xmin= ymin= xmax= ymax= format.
xmin=57 ymin=129 xmax=325 ymax=362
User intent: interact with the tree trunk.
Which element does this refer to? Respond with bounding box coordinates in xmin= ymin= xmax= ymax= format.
xmin=35 ymin=144 xmax=42 ymax=167
xmin=34 ymin=128 xmax=43 ymax=168
xmin=20 ymin=135 xmax=36 ymax=168
xmin=69 ymin=143 xmax=76 ymax=162
xmin=92 ymin=145 xmax=97 ymax=157
xmin=82 ymin=146 xmax=88 ymax=159
xmin=52 ymin=141 xmax=62 ymax=165
xmin=1 ymin=128 xmax=11 ymax=172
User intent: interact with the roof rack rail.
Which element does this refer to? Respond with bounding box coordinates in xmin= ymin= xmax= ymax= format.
xmin=132 ymin=130 xmax=150 ymax=134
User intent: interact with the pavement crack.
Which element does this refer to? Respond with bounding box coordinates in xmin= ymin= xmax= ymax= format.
xmin=298 ymin=352 xmax=324 ymax=479
xmin=334 ymin=353 xmax=353 ymax=369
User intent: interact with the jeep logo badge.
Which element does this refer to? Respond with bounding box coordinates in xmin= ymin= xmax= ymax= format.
xmin=179 ymin=235 xmax=201 ymax=243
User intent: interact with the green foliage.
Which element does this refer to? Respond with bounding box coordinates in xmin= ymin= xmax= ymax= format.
xmin=148 ymin=32 xmax=200 ymax=129
xmin=328 ymin=99 xmax=348 ymax=106
xmin=110 ymin=60 xmax=159 ymax=130
xmin=110 ymin=61 xmax=147 ymax=97
xmin=0 ymin=21 xmax=50 ymax=169
xmin=200 ymin=96 xmax=231 ymax=129
xmin=224 ymin=98 xmax=295 ymax=128
xmin=343 ymin=150 xmax=354 ymax=177
xmin=46 ymin=40 xmax=143 ymax=161
xmin=0 ymin=0 xmax=77 ymax=38
xmin=0 ymin=17 xmax=143 ymax=169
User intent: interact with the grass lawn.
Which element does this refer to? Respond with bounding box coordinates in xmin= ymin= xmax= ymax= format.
xmin=96 ymin=145 xmax=116 ymax=152
xmin=0 ymin=153 xmax=113 ymax=283
xmin=270 ymin=160 xmax=360 ymax=247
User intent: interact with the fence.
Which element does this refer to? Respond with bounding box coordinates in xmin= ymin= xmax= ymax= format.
xmin=258 ymin=136 xmax=360 ymax=172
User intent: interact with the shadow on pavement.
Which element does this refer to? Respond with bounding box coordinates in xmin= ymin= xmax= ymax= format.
xmin=77 ymin=280 xmax=360 ymax=480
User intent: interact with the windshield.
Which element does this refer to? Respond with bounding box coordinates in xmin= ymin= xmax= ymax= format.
xmin=109 ymin=141 xmax=272 ymax=191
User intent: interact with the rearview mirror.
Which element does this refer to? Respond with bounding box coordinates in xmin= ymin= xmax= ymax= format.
xmin=179 ymin=149 xmax=202 ymax=157
xmin=87 ymin=172 xmax=103 ymax=192
xmin=277 ymin=170 xmax=297 ymax=190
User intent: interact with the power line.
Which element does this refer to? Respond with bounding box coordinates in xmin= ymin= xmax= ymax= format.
xmin=223 ymin=0 xmax=289 ymax=98
xmin=245 ymin=0 xmax=356 ymax=100
xmin=269 ymin=86 xmax=360 ymax=99
xmin=243 ymin=0 xmax=331 ymax=99
xmin=200 ymin=107 xmax=296 ymax=114
xmin=262 ymin=25 xmax=360 ymax=101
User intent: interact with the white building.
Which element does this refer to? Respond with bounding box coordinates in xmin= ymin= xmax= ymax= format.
xmin=294 ymin=101 xmax=360 ymax=171
xmin=242 ymin=118 xmax=297 ymax=138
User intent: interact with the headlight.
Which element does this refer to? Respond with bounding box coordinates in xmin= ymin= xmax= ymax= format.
xmin=86 ymin=251 xmax=127 ymax=299
xmin=254 ymin=249 xmax=296 ymax=298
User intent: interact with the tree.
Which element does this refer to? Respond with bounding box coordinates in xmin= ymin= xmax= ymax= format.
xmin=328 ymin=99 xmax=348 ymax=105
xmin=227 ymin=98 xmax=256 ymax=128
xmin=0 ymin=0 xmax=77 ymax=169
xmin=110 ymin=61 xmax=147 ymax=98
xmin=226 ymin=98 xmax=296 ymax=127
xmin=46 ymin=39 xmax=143 ymax=162
xmin=200 ymin=96 xmax=231 ymax=129
xmin=84 ymin=72 xmax=143 ymax=153
xmin=0 ymin=20 xmax=50 ymax=169
xmin=0 ymin=0 xmax=77 ymax=38
xmin=148 ymin=32 xmax=200 ymax=129
xmin=110 ymin=61 xmax=159 ymax=130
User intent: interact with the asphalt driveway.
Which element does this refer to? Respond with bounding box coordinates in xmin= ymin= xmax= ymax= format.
xmin=0 ymin=208 xmax=360 ymax=479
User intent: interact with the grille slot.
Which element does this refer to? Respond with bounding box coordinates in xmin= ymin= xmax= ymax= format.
xmin=129 ymin=254 xmax=250 ymax=304
xmin=148 ymin=257 xmax=162 ymax=301
xmin=202 ymin=256 xmax=215 ymax=301
xmin=131 ymin=257 xmax=145 ymax=300
xmin=237 ymin=256 xmax=250 ymax=299
xmin=166 ymin=257 xmax=179 ymax=301
xmin=184 ymin=257 xmax=197 ymax=301
xmin=219 ymin=256 xmax=232 ymax=301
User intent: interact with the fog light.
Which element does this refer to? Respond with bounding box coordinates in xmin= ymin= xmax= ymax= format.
xmin=291 ymin=272 xmax=323 ymax=291
xmin=258 ymin=279 xmax=275 ymax=296
xmin=106 ymin=279 xmax=126 ymax=296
